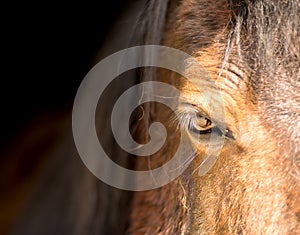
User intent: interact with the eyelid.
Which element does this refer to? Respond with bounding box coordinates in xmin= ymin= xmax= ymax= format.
xmin=180 ymin=102 xmax=226 ymax=129
xmin=175 ymin=104 xmax=210 ymax=132
xmin=179 ymin=102 xmax=210 ymax=120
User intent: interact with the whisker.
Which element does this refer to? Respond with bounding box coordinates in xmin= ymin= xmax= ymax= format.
xmin=168 ymin=150 xmax=198 ymax=173
xmin=147 ymin=155 xmax=159 ymax=186
xmin=150 ymin=94 xmax=179 ymax=99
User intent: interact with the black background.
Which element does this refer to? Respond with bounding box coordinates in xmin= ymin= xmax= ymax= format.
xmin=2 ymin=1 xmax=130 ymax=147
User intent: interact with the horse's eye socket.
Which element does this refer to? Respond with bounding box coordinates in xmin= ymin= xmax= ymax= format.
xmin=189 ymin=116 xmax=214 ymax=135
xmin=174 ymin=104 xmax=234 ymax=139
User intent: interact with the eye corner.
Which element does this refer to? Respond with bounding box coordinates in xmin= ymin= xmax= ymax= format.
xmin=223 ymin=128 xmax=236 ymax=140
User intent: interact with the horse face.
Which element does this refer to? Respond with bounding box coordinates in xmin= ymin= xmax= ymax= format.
xmin=131 ymin=0 xmax=300 ymax=234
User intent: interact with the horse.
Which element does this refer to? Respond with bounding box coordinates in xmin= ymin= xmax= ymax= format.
xmin=1 ymin=0 xmax=299 ymax=234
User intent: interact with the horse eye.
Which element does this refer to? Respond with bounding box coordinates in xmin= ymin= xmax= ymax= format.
xmin=189 ymin=116 xmax=214 ymax=135
xmin=175 ymin=104 xmax=235 ymax=139
xmin=189 ymin=115 xmax=235 ymax=140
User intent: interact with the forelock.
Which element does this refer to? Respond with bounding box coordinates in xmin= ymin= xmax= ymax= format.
xmin=227 ymin=0 xmax=300 ymax=155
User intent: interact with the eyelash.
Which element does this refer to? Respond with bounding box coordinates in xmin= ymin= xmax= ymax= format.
xmin=175 ymin=111 xmax=211 ymax=132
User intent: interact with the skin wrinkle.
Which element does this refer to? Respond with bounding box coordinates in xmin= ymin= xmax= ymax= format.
xmin=130 ymin=0 xmax=300 ymax=234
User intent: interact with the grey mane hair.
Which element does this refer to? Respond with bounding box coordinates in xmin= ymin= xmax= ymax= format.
xmin=226 ymin=0 xmax=300 ymax=172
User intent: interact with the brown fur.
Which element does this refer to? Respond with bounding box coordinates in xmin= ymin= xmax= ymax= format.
xmin=2 ymin=0 xmax=299 ymax=234
xmin=129 ymin=0 xmax=300 ymax=234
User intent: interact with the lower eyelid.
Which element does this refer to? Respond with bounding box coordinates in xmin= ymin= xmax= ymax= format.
xmin=190 ymin=126 xmax=213 ymax=135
